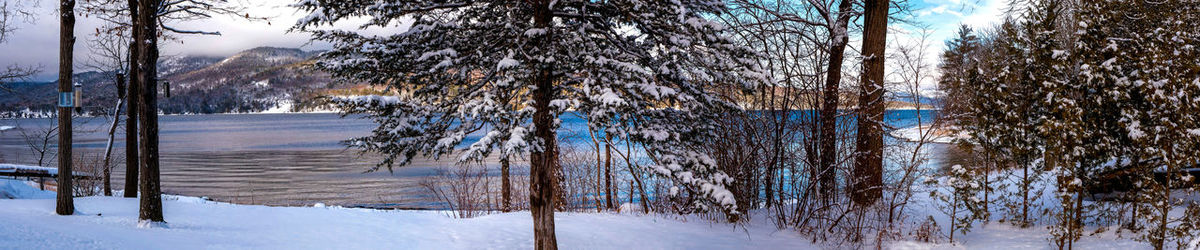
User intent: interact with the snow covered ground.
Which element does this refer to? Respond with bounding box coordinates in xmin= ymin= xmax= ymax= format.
xmin=0 ymin=179 xmax=54 ymax=199
xmin=890 ymin=125 xmax=968 ymax=144
xmin=0 ymin=179 xmax=813 ymax=249
xmin=0 ymin=176 xmax=1155 ymax=249
xmin=891 ymin=224 xmax=1148 ymax=250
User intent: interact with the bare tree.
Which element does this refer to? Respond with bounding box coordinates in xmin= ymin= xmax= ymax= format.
xmin=420 ymin=163 xmax=494 ymax=219
xmin=0 ymin=0 xmax=37 ymax=42
xmin=19 ymin=123 xmax=58 ymax=167
xmin=79 ymin=0 xmax=263 ymax=222
xmin=729 ymin=0 xmax=861 ymax=208
xmin=883 ymin=25 xmax=937 ymax=241
xmin=0 ymin=0 xmax=41 ymax=93
xmin=82 ymin=22 xmax=130 ymax=197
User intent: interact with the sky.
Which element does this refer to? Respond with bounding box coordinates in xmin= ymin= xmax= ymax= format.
xmin=1 ymin=0 xmax=1013 ymax=88
xmin=1 ymin=0 xmax=326 ymax=81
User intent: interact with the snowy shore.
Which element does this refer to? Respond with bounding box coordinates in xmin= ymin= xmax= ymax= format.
xmin=0 ymin=178 xmax=812 ymax=249
xmin=889 ymin=124 xmax=968 ymax=144
xmin=0 ymin=176 xmax=1153 ymax=249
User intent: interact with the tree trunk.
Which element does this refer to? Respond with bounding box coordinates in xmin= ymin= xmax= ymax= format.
xmin=529 ymin=2 xmax=557 ymax=249
xmin=624 ymin=134 xmax=650 ymax=214
xmin=102 ymin=73 xmax=125 ymax=197
xmin=950 ymin=194 xmax=957 ymax=242
xmin=123 ymin=0 xmax=139 ymax=199
xmin=1022 ymin=159 xmax=1029 ymax=226
xmin=55 ymin=0 xmax=76 ymax=216
xmin=1072 ymin=189 xmax=1082 ymax=250
xmin=851 ymin=0 xmax=888 ymax=206
xmin=628 ymin=179 xmax=634 ymax=209
xmin=604 ymin=132 xmax=613 ymax=209
xmin=136 ymin=0 xmax=164 ymax=223
xmin=591 ymin=125 xmax=603 ymax=212
xmin=818 ymin=0 xmax=855 ymax=205
xmin=501 ymin=156 xmax=512 ymax=212
xmin=983 ymin=152 xmax=990 ymax=216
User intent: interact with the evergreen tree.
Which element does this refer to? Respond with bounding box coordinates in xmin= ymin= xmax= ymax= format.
xmin=1076 ymin=0 xmax=1200 ymax=248
xmin=927 ymin=164 xmax=985 ymax=243
xmin=293 ymin=1 xmax=763 ymax=248
xmin=981 ymin=18 xmax=1048 ymax=227
xmin=937 ymin=25 xmax=981 ymax=124
xmin=936 ymin=24 xmax=993 ymax=231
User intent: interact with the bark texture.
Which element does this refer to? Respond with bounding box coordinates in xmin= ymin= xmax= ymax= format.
xmin=529 ymin=2 xmax=558 ymax=249
xmin=55 ymin=0 xmax=76 ymax=216
xmin=122 ymin=0 xmax=139 ymax=199
xmin=852 ymin=0 xmax=888 ymax=206
xmin=501 ymin=156 xmax=512 ymax=212
xmin=136 ymin=0 xmax=164 ymax=223
xmin=817 ymin=0 xmax=856 ymax=203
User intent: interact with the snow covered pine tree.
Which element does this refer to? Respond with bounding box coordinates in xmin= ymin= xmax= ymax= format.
xmin=293 ymin=1 xmax=764 ymax=249
xmin=1074 ymin=0 xmax=1200 ymax=248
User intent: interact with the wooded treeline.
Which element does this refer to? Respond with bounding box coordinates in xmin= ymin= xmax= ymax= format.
xmin=14 ymin=0 xmax=1199 ymax=248
xmin=296 ymin=0 xmax=927 ymax=249
xmin=936 ymin=0 xmax=1200 ymax=249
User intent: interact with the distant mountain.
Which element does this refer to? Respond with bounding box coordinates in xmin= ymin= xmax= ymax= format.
xmin=889 ymin=92 xmax=941 ymax=109
xmin=157 ymin=47 xmax=338 ymax=114
xmin=0 ymin=47 xmax=345 ymax=117
xmin=159 ymin=55 xmax=224 ymax=77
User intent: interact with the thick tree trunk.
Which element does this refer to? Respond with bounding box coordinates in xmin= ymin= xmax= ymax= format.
xmin=818 ymin=0 xmax=855 ymax=205
xmin=501 ymin=156 xmax=512 ymax=212
xmin=529 ymin=1 xmax=557 ymax=249
xmin=851 ymin=0 xmax=888 ymax=206
xmin=530 ymin=66 xmax=559 ymax=250
xmin=136 ymin=0 xmax=164 ymax=223
xmin=123 ymin=0 xmax=139 ymax=199
xmin=604 ymin=132 xmax=613 ymax=209
xmin=55 ymin=0 xmax=76 ymax=216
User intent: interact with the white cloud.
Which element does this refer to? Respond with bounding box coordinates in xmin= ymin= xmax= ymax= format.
xmin=889 ymin=0 xmax=1009 ymax=94
xmin=0 ymin=0 xmax=328 ymax=80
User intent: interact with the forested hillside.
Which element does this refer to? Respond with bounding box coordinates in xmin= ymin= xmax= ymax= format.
xmin=0 ymin=47 xmax=344 ymax=117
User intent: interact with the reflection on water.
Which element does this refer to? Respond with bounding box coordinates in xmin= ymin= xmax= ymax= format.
xmin=0 ymin=113 xmax=457 ymax=208
xmin=0 ymin=111 xmax=946 ymax=209
xmin=138 ymin=150 xmax=446 ymax=208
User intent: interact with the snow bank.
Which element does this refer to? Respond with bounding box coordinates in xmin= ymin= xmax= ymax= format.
xmin=260 ymin=100 xmax=294 ymax=114
xmin=890 ymin=224 xmax=1147 ymax=249
xmin=890 ymin=125 xmax=966 ymax=144
xmin=0 ymin=164 xmax=59 ymax=176
xmin=0 ymin=196 xmax=812 ymax=249
xmin=0 ymin=190 xmax=1156 ymax=249
xmin=0 ymin=179 xmax=54 ymax=199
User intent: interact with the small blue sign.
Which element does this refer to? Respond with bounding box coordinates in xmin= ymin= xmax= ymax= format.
xmin=58 ymin=92 xmax=74 ymax=107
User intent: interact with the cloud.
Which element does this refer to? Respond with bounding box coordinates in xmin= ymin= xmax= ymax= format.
xmin=890 ymin=0 xmax=1009 ymax=94
xmin=3 ymin=0 xmax=1012 ymax=85
xmin=0 ymin=0 xmax=322 ymax=81
xmin=919 ymin=5 xmax=965 ymax=18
